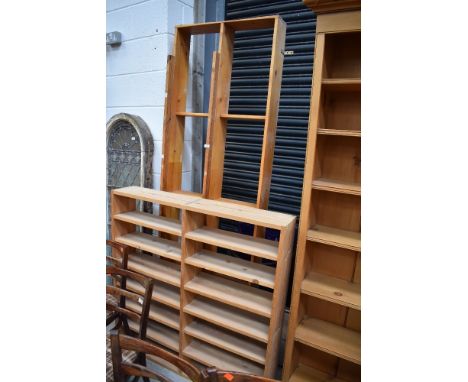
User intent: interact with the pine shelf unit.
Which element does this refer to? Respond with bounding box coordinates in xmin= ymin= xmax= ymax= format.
xmin=111 ymin=186 xmax=296 ymax=378
xmin=283 ymin=2 xmax=361 ymax=381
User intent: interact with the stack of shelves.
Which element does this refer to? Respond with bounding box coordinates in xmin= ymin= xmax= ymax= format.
xmin=283 ymin=2 xmax=361 ymax=381
xmin=111 ymin=186 xmax=296 ymax=378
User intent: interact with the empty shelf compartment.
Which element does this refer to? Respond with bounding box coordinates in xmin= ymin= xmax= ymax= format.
xmin=307 ymin=225 xmax=360 ymax=251
xmin=184 ymin=272 xmax=273 ymax=318
xmin=184 ymin=320 xmax=266 ymax=365
xmin=126 ymin=300 xmax=179 ymax=330
xmin=185 ymin=249 xmax=275 ymax=288
xmin=183 ymin=340 xmax=263 ymax=375
xmin=289 ymin=364 xmax=347 ymax=382
xmin=116 ymin=232 xmax=181 ymax=262
xmin=128 ymin=253 xmax=181 ymax=287
xmin=128 ymin=320 xmax=179 ymax=352
xmin=301 ymin=272 xmax=360 ymax=310
xmin=295 ymin=318 xmax=360 ymax=364
xmin=185 ymin=227 xmax=278 ymax=261
xmin=184 ymin=298 xmax=269 ymax=343
xmin=114 ymin=210 xmax=182 ymax=236
xmin=127 ymin=279 xmax=180 ymax=310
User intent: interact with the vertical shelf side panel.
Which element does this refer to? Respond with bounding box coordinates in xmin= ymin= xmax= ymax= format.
xmin=282 ymin=30 xmax=326 ymax=381
xmin=264 ymin=219 xmax=296 ymax=377
xmin=179 ymin=210 xmax=205 ymax=357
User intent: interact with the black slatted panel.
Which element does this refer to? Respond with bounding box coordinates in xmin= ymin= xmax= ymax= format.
xmin=223 ymin=0 xmax=316 ymax=216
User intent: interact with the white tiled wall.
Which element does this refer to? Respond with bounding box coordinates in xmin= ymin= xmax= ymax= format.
xmin=106 ymin=0 xmax=194 ymax=190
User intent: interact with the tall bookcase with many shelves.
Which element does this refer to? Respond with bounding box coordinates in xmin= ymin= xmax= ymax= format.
xmin=283 ymin=1 xmax=361 ymax=381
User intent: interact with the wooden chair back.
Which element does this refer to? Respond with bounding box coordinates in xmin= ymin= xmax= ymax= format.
xmin=110 ymin=332 xmax=204 ymax=382
xmin=106 ymin=250 xmax=154 ymax=339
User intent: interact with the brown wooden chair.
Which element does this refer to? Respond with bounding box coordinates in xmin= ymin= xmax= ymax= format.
xmin=106 ymin=244 xmax=155 ymax=382
xmin=106 ymin=240 xmax=131 ymax=325
xmin=110 ymin=332 xmax=204 ymax=382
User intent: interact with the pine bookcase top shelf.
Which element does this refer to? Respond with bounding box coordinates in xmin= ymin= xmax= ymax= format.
xmin=113 ymin=186 xmax=295 ymax=230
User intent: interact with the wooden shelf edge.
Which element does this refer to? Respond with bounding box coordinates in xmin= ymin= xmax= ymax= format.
xmin=312 ymin=178 xmax=361 ymax=196
xmin=220 ymin=113 xmax=266 ymax=121
xmin=301 ymin=271 xmax=361 ymax=310
xmin=114 ymin=210 xmax=182 ymax=236
xmin=317 ymin=128 xmax=361 ymax=137
xmin=115 ymin=232 xmax=182 ymax=262
xmin=295 ymin=318 xmax=361 ymax=365
xmin=307 ymin=225 xmax=361 ymax=251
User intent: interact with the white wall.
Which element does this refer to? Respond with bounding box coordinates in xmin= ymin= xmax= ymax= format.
xmin=106 ymin=0 xmax=194 ymax=190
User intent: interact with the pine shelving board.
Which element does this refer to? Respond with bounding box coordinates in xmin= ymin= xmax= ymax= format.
xmin=183 ymin=340 xmax=264 ymax=375
xmin=184 ymin=299 xmax=269 ymax=343
xmin=295 ymin=318 xmax=360 ymax=364
xmin=184 ymin=320 xmax=266 ymax=365
xmin=290 ymin=364 xmax=347 ymax=382
xmin=185 ymin=227 xmax=278 ymax=261
xmin=185 ymin=249 xmax=275 ymax=288
xmin=126 ymin=279 xmax=180 ymax=311
xmin=283 ymin=2 xmax=361 ymax=380
xmin=114 ymin=210 xmax=182 ymax=236
xmin=129 ymin=320 xmax=179 ymax=352
xmin=317 ymin=129 xmax=360 ymax=137
xmin=321 ymin=78 xmax=360 ymax=91
xmin=301 ymin=272 xmax=360 ymax=310
xmin=184 ymin=272 xmax=273 ymax=318
xmin=219 ymin=113 xmax=266 ymax=121
xmin=307 ymin=225 xmax=361 ymax=251
xmin=175 ymin=112 xmax=209 ymax=118
xmin=115 ymin=232 xmax=181 ymax=262
xmin=312 ymin=178 xmax=361 ymax=196
xmin=127 ymin=253 xmax=181 ymax=287
xmin=126 ymin=300 xmax=180 ymax=331
xmin=111 ymin=186 xmax=296 ymax=377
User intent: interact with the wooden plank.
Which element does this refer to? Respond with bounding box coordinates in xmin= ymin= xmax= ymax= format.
xmin=184 ymin=320 xmax=266 ymax=365
xmin=115 ymin=232 xmax=181 ymax=262
xmin=220 ymin=113 xmax=266 ymax=121
xmin=301 ymin=272 xmax=361 ymax=310
xmin=185 ymin=249 xmax=275 ymax=288
xmin=322 ymin=78 xmax=360 ymax=91
xmin=307 ymin=225 xmax=360 ymax=251
xmin=127 ymin=253 xmax=181 ymax=287
xmin=114 ymin=210 xmax=182 ymax=236
xmin=289 ymin=364 xmax=347 ymax=382
xmin=175 ymin=112 xmax=209 ymax=118
xmin=184 ymin=272 xmax=273 ymax=318
xmin=312 ymin=178 xmax=361 ymax=196
xmin=176 ymin=16 xmax=277 ymax=35
xmin=113 ymin=186 xmax=198 ymax=208
xmin=185 ymin=227 xmax=278 ymax=261
xmin=282 ymin=31 xmax=327 ymax=380
xmin=316 ymin=10 xmax=361 ymax=33
xmin=317 ymin=129 xmax=361 ymax=137
xmin=295 ymin=318 xmax=360 ymax=364
xmin=303 ymin=0 xmax=360 ymax=14
xmin=127 ymin=279 xmax=180 ymax=310
xmin=183 ymin=340 xmax=263 ymax=375
xmin=113 ymin=186 xmax=295 ymax=230
xmin=126 ymin=300 xmax=180 ymax=331
xmin=256 ymin=16 xmax=286 ymax=212
xmin=184 ymin=299 xmax=269 ymax=343
xmin=129 ymin=320 xmax=179 ymax=352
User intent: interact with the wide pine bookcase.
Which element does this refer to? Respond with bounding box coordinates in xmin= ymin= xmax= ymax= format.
xmin=282 ymin=1 xmax=361 ymax=381
xmin=111 ymin=186 xmax=296 ymax=378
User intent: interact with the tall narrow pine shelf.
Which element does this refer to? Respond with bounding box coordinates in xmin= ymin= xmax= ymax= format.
xmin=111 ymin=186 xmax=296 ymax=378
xmin=283 ymin=1 xmax=361 ymax=381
